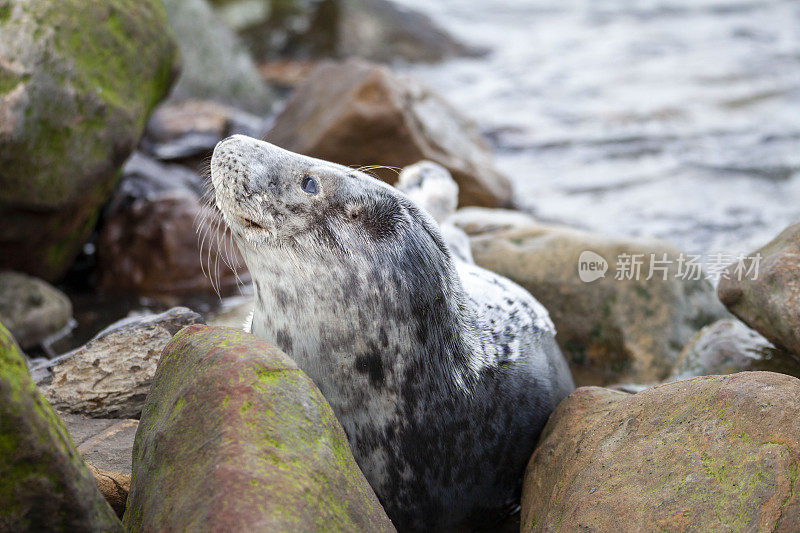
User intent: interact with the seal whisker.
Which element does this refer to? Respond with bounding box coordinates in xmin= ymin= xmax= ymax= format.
xmin=194 ymin=206 xmax=212 ymax=283
xmin=353 ymin=164 xmax=403 ymax=178
xmin=211 ymin=213 xmax=226 ymax=297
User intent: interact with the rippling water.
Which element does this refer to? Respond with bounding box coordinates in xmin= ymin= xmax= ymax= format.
xmin=396 ymin=0 xmax=800 ymax=258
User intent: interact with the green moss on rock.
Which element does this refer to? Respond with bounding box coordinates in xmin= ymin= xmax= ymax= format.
xmin=521 ymin=373 xmax=800 ymax=531
xmin=0 ymin=321 xmax=122 ymax=531
xmin=124 ymin=325 xmax=394 ymax=532
xmin=0 ymin=0 xmax=179 ymax=280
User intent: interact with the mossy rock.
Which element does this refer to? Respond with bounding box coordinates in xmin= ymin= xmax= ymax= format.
xmin=521 ymin=372 xmax=800 ymax=531
xmin=124 ymin=325 xmax=395 ymax=531
xmin=0 ymin=0 xmax=179 ymax=280
xmin=0 ymin=321 xmax=122 ymax=531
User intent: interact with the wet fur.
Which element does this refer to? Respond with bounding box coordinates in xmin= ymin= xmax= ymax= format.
xmin=210 ymin=136 xmax=574 ymax=531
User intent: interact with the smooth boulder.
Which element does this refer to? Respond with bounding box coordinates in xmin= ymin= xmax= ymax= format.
xmin=0 ymin=0 xmax=178 ymax=280
xmin=35 ymin=307 xmax=204 ymax=418
xmin=124 ymin=325 xmax=395 ymax=531
xmin=718 ymin=222 xmax=800 ymax=357
xmin=522 ymin=372 xmax=800 ymax=531
xmin=0 ymin=271 xmax=72 ymax=350
xmin=0 ymin=321 xmax=122 ymax=531
xmin=669 ymin=319 xmax=800 ymax=381
xmin=468 ymin=222 xmax=727 ymax=385
xmin=266 ymin=59 xmax=512 ymax=208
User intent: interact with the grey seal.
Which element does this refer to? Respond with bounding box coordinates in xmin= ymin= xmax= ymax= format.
xmin=209 ymin=135 xmax=574 ymax=531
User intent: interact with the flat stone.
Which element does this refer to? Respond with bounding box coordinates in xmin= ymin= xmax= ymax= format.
xmin=35 ymin=307 xmax=204 ymax=418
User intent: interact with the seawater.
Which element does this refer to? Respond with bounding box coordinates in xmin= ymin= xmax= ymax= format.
xmin=396 ymin=0 xmax=800 ymax=259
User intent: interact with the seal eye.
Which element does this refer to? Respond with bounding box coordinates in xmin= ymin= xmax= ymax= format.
xmin=301 ymin=176 xmax=318 ymax=194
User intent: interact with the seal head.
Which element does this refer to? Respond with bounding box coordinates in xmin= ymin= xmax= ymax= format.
xmin=211 ymin=135 xmax=574 ymax=531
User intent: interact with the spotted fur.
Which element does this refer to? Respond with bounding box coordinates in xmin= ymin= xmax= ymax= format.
xmin=210 ymin=135 xmax=574 ymax=531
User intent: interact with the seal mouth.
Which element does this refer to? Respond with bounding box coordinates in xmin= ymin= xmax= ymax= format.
xmin=239 ymin=216 xmax=266 ymax=231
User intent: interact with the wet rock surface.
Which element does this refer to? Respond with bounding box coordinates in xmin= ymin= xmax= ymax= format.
xmin=670 ymin=319 xmax=800 ymax=381
xmin=0 ymin=271 xmax=73 ymax=350
xmin=124 ymin=325 xmax=394 ymax=531
xmin=35 ymin=307 xmax=204 ymax=419
xmin=267 ymin=59 xmax=512 ymax=207
xmin=0 ymin=0 xmax=178 ymax=280
xmin=469 ymin=221 xmax=727 ymax=385
xmin=718 ymin=222 xmax=800 ymax=358
xmin=521 ymin=372 xmax=800 ymax=532
xmin=0 ymin=321 xmax=122 ymax=531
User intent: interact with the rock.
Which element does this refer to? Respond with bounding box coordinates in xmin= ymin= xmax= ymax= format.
xmin=449 ymin=206 xmax=537 ymax=236
xmin=521 ymin=372 xmax=800 ymax=531
xmin=124 ymin=325 xmax=394 ymax=531
xmin=718 ymin=222 xmax=800 ymax=357
xmin=88 ymin=464 xmax=130 ymax=520
xmin=95 ymin=153 xmax=248 ymax=294
xmin=0 ymin=0 xmax=179 ymax=281
xmin=670 ymin=319 xmax=800 ymax=381
xmin=162 ymin=0 xmax=273 ymax=113
xmin=211 ymin=0 xmax=477 ymax=63
xmin=0 ymin=271 xmax=73 ymax=350
xmin=333 ymin=0 xmax=481 ymax=63
xmin=469 ymin=222 xmax=727 ymax=385
xmin=258 ymin=59 xmax=320 ymax=91
xmin=61 ymin=414 xmax=138 ymax=518
xmin=0 ymin=321 xmax=122 ymax=531
xmin=266 ymin=59 xmax=512 ymax=208
xmin=104 ymin=151 xmax=205 ymax=200
xmin=142 ymin=99 xmax=268 ymax=164
xmin=61 ymin=414 xmax=137 ymax=476
xmin=35 ymin=307 xmax=204 ymax=419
